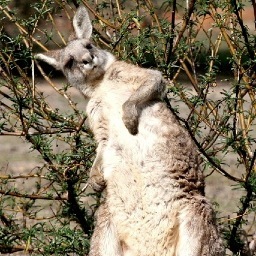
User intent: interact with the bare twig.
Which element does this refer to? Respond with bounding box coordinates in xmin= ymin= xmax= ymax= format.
xmin=0 ymin=189 xmax=67 ymax=201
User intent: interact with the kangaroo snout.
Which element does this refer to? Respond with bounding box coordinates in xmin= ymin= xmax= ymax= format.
xmin=82 ymin=53 xmax=94 ymax=64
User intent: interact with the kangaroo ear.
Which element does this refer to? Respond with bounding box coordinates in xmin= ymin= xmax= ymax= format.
xmin=73 ymin=6 xmax=92 ymax=39
xmin=35 ymin=50 xmax=62 ymax=70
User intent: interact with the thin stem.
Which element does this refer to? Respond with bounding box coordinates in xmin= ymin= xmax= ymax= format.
xmin=229 ymin=182 xmax=253 ymax=254
xmin=252 ymin=0 xmax=256 ymax=30
xmin=81 ymin=0 xmax=116 ymax=29
xmin=164 ymin=98 xmax=243 ymax=182
xmin=0 ymin=189 xmax=67 ymax=201
xmin=166 ymin=0 xmax=176 ymax=67
xmin=0 ymin=6 xmax=48 ymax=51
xmin=66 ymin=175 xmax=92 ymax=234
xmin=172 ymin=0 xmax=196 ymax=53
xmin=231 ymin=0 xmax=255 ymax=62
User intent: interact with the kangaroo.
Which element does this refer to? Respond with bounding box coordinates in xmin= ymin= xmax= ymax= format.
xmin=35 ymin=6 xmax=224 ymax=256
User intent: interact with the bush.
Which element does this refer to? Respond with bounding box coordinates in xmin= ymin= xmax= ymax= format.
xmin=0 ymin=0 xmax=255 ymax=255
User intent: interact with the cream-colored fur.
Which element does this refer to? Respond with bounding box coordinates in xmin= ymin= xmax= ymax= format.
xmin=35 ymin=6 xmax=224 ymax=255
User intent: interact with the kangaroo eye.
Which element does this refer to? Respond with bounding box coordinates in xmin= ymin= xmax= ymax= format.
xmin=85 ymin=44 xmax=92 ymax=49
xmin=83 ymin=60 xmax=89 ymax=65
xmin=65 ymin=57 xmax=74 ymax=69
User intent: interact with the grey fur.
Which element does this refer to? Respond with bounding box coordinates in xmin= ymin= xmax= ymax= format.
xmin=35 ymin=6 xmax=224 ymax=256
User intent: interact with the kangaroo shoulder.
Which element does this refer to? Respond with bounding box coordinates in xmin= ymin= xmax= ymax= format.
xmin=105 ymin=61 xmax=163 ymax=82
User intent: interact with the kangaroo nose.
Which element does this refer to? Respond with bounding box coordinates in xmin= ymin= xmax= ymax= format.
xmin=83 ymin=60 xmax=89 ymax=65
xmin=82 ymin=53 xmax=93 ymax=64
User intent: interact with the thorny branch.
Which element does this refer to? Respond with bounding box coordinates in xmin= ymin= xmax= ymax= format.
xmin=0 ymin=1 xmax=256 ymax=254
xmin=0 ymin=189 xmax=67 ymax=201
xmin=164 ymin=97 xmax=243 ymax=183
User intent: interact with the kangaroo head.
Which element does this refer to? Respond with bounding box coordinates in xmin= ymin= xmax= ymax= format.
xmin=35 ymin=6 xmax=115 ymax=96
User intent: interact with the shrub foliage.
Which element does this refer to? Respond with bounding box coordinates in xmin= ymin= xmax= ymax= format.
xmin=0 ymin=0 xmax=256 ymax=255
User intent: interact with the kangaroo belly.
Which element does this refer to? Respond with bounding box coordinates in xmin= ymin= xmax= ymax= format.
xmin=101 ymin=110 xmax=182 ymax=254
xmin=101 ymin=101 xmax=223 ymax=255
